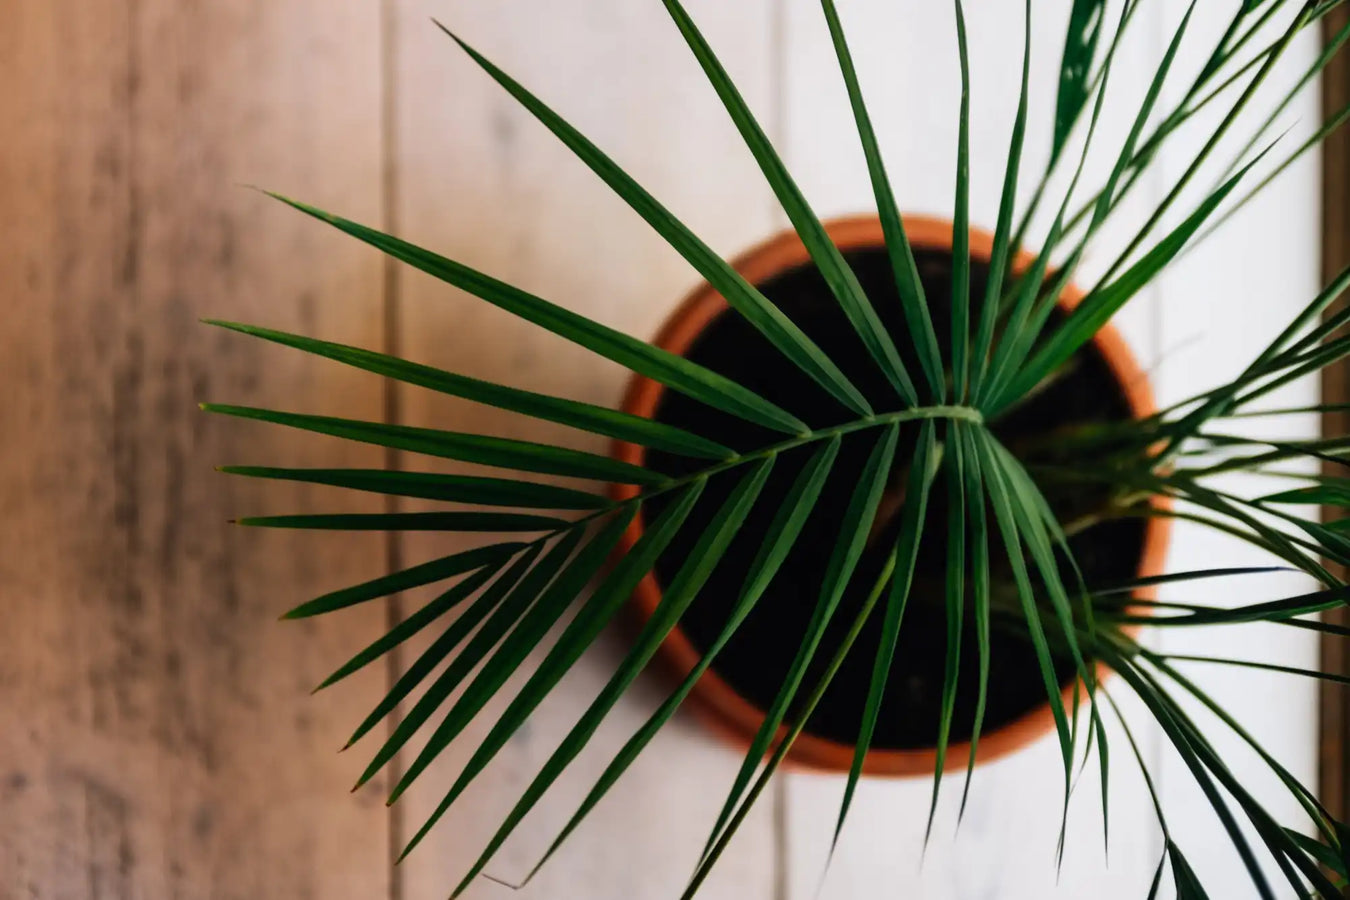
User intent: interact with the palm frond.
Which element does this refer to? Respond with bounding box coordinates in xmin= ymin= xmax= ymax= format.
xmin=206 ymin=2 xmax=1350 ymax=897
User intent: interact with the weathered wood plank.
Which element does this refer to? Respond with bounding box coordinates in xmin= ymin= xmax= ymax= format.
xmin=1320 ymin=2 xmax=1350 ymax=829
xmin=383 ymin=2 xmax=780 ymax=897
xmin=0 ymin=3 xmax=390 ymax=897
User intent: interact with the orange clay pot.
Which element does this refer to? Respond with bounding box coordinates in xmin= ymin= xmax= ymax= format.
xmin=610 ymin=214 xmax=1171 ymax=776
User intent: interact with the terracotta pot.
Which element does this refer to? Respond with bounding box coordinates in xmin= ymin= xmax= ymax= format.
xmin=611 ymin=214 xmax=1171 ymax=776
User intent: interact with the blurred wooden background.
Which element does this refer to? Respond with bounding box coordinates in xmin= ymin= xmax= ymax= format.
xmin=0 ymin=2 xmax=1325 ymax=898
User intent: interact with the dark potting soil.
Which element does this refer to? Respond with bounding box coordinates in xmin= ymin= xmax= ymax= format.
xmin=639 ymin=246 xmax=1145 ymax=751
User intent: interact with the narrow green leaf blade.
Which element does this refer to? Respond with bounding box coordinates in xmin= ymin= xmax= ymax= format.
xmin=519 ymin=438 xmax=841 ymax=883
xmin=659 ymin=0 xmax=917 ymax=405
xmin=974 ymin=433 xmax=1074 ymax=784
xmin=209 ymin=320 xmax=732 ymax=460
xmin=265 ymin=193 xmax=808 ymax=434
xmin=926 ymin=424 xmax=963 ymax=840
xmin=203 ymin=403 xmax=667 ymax=486
xmin=1263 ymin=483 xmax=1350 ymax=505
xmin=704 ymin=424 xmax=900 ymax=857
xmin=1105 ymin=648 xmax=1287 ymax=900
xmin=1149 ymin=653 xmax=1339 ymax=852
xmin=822 ymin=0 xmax=944 ymax=400
xmin=346 ymin=524 xmax=592 ymax=765
xmin=450 ymin=462 xmax=773 ymax=896
xmin=969 ymin=0 xmax=1032 ymax=397
xmin=1090 ymin=566 xmax=1292 ymax=598
xmin=957 ymin=425 xmax=991 ymax=822
xmin=238 ymin=512 xmax=567 ymax=532
xmin=1170 ymin=845 xmax=1212 ymax=900
xmin=218 ymin=466 xmax=611 ymax=510
xmin=1054 ymin=0 xmax=1108 ymax=160
xmin=684 ymin=514 xmax=904 ymax=899
xmin=398 ymin=488 xmax=702 ymax=855
xmin=1119 ymin=583 xmax=1350 ymax=628
xmin=837 ymin=422 xmax=939 ymax=847
xmin=337 ymin=548 xmax=538 ymax=746
xmin=317 ymin=562 xmax=503 ymax=691
xmin=282 ymin=542 xmax=523 ymax=619
xmin=426 ymin=25 xmax=872 ymax=418
xmin=1001 ymin=0 xmax=1196 ymax=381
xmin=951 ymin=0 xmax=973 ymax=400
xmin=1283 ymin=828 xmax=1346 ymax=879
xmin=999 ymin=146 xmax=1265 ymax=409
xmin=1161 ymin=654 xmax=1350 ymax=685
xmin=989 ymin=440 xmax=1096 ymax=694
xmin=980 ymin=0 xmax=1134 ymax=407
xmin=378 ymin=509 xmax=636 ymax=797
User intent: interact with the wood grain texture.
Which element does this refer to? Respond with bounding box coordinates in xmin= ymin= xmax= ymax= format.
xmin=384 ymin=2 xmax=780 ymax=898
xmin=0 ymin=3 xmax=390 ymax=897
xmin=1 ymin=1 xmax=1329 ymax=898
xmin=1321 ymin=2 xmax=1350 ymax=829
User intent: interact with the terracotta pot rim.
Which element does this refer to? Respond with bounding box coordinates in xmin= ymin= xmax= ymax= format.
xmin=611 ymin=214 xmax=1172 ymax=777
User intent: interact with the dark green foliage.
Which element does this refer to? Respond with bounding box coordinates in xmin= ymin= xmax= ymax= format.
xmin=207 ymin=3 xmax=1350 ymax=897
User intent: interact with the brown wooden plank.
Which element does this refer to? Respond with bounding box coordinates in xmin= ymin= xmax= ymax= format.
xmin=381 ymin=2 xmax=781 ymax=897
xmin=0 ymin=3 xmax=392 ymax=897
xmin=1321 ymin=4 xmax=1350 ymax=828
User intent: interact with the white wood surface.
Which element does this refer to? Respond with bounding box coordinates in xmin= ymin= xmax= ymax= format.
xmin=776 ymin=2 xmax=1322 ymax=899
xmin=1151 ymin=4 xmax=1323 ymax=894
xmin=387 ymin=3 xmax=780 ymax=898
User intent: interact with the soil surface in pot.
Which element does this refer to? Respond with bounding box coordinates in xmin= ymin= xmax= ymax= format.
xmin=640 ymin=246 xmax=1145 ymax=751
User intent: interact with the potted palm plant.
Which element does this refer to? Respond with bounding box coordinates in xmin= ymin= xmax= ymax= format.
xmin=207 ymin=1 xmax=1350 ymax=896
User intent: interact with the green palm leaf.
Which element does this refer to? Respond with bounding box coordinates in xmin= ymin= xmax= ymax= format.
xmin=968 ymin=0 xmax=1032 ymax=398
xmin=683 ymin=505 xmax=911 ymax=900
xmin=217 ymin=466 xmax=612 ymax=509
xmin=374 ymin=510 xmax=634 ymax=797
xmin=997 ymin=147 xmax=1267 ymax=410
xmin=515 ymin=438 xmax=840 ymax=885
xmin=659 ymin=0 xmax=918 ymax=405
xmin=266 ymin=194 xmax=808 ymax=435
xmin=347 ymin=525 xmax=592 ymax=764
xmin=206 ymin=4 xmax=1350 ymax=897
xmin=450 ymin=460 xmax=773 ymax=897
xmin=317 ymin=562 xmax=504 ymax=692
xmin=281 ymin=542 xmax=522 ymax=620
xmin=236 ymin=512 xmax=565 ymax=532
xmin=399 ymin=486 xmax=702 ymax=855
xmin=951 ymin=0 xmax=974 ymax=399
xmin=203 ymin=403 xmax=667 ymax=486
xmin=927 ymin=424 xmax=963 ymax=840
xmin=1054 ymin=1 xmax=1108 ymax=160
xmin=702 ymin=425 xmax=900 ymax=857
xmin=339 ymin=547 xmax=540 ymax=748
xmin=973 ymin=431 xmax=1074 ymax=784
xmin=957 ymin=424 xmax=992 ymax=823
xmin=429 ymin=22 xmax=871 ymax=419
xmin=822 ymin=0 xmax=944 ymax=399
xmin=836 ymin=422 xmax=938 ymax=845
xmin=209 ymin=320 xmax=732 ymax=459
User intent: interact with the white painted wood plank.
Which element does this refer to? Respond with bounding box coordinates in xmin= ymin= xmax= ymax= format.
xmin=386 ymin=3 xmax=780 ymax=898
xmin=1151 ymin=3 xmax=1324 ymax=895
xmin=777 ymin=2 xmax=1171 ymax=897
